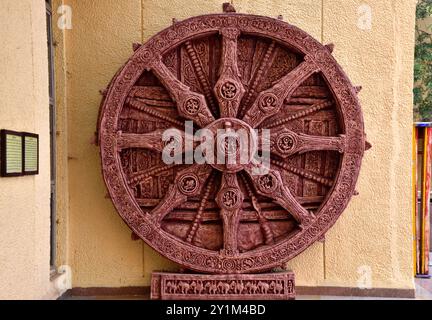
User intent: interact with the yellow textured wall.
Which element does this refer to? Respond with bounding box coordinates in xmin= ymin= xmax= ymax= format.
xmin=58 ymin=0 xmax=416 ymax=290
xmin=317 ymin=0 xmax=415 ymax=289
xmin=62 ymin=0 xmax=147 ymax=288
xmin=0 ymin=0 xmax=55 ymax=299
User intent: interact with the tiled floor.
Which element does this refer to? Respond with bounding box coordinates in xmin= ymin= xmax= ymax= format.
xmin=298 ymin=278 xmax=432 ymax=300
xmin=64 ymin=278 xmax=432 ymax=300
xmin=415 ymin=277 xmax=432 ymax=300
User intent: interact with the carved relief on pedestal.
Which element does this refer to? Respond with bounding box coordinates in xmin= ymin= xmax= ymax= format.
xmin=151 ymin=272 xmax=295 ymax=300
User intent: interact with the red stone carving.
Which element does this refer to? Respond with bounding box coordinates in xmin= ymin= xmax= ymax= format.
xmin=151 ymin=272 xmax=295 ymax=300
xmin=98 ymin=9 xmax=368 ymax=279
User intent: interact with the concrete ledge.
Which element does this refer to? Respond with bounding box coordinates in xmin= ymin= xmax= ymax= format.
xmin=61 ymin=285 xmax=415 ymax=299
xmin=297 ymin=286 xmax=416 ymax=299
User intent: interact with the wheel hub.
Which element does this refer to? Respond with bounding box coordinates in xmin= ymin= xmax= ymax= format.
xmin=205 ymin=118 xmax=258 ymax=173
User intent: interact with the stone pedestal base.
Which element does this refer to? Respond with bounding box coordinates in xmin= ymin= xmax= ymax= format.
xmin=151 ymin=271 xmax=295 ymax=300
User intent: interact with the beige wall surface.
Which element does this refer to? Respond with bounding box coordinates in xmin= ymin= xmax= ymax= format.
xmin=0 ymin=0 xmax=56 ymax=299
xmin=56 ymin=0 xmax=417 ymax=290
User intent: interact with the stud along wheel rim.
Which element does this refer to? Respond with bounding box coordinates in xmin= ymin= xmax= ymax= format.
xmin=98 ymin=13 xmax=367 ymax=274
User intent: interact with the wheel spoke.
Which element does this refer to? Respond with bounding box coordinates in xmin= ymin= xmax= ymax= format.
xmin=184 ymin=41 xmax=219 ymax=116
xmin=147 ymin=164 xmax=213 ymax=225
xmin=243 ymin=165 xmax=311 ymax=227
xmin=117 ymin=129 xmax=166 ymax=152
xmin=129 ymin=86 xmax=175 ymax=108
xmin=271 ymin=160 xmax=333 ymax=187
xmin=117 ymin=128 xmax=195 ymax=154
xmin=126 ymin=97 xmax=184 ymax=127
xmin=240 ymin=173 xmax=274 ymax=245
xmin=216 ymin=173 xmax=244 ymax=256
xmin=239 ymin=41 xmax=277 ymax=118
xmin=243 ymin=56 xmax=319 ymax=128
xmin=127 ymin=164 xmax=179 ymax=186
xmin=186 ymin=173 xmax=216 ymax=243
xmin=266 ymin=100 xmax=334 ymax=129
xmin=214 ymin=28 xmax=246 ymax=118
xmin=262 ymin=128 xmax=346 ymax=158
xmin=150 ymin=59 xmax=215 ymax=128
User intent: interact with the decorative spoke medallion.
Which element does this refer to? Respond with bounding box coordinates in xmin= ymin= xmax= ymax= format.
xmin=98 ymin=11 xmax=368 ymax=275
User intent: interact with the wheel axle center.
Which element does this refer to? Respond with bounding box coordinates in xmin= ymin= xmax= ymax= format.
xmin=205 ymin=118 xmax=258 ymax=173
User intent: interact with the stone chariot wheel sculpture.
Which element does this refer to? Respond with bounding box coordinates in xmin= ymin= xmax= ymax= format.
xmin=98 ymin=6 xmax=369 ymax=299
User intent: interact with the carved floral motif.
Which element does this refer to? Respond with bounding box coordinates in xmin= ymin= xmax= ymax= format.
xmin=258 ymin=174 xmax=278 ymax=194
xmin=178 ymin=174 xmax=199 ymax=195
xmin=221 ymin=189 xmax=240 ymax=209
xmin=220 ymin=81 xmax=238 ymax=100
xmin=259 ymin=93 xmax=279 ymax=112
xmin=183 ymin=97 xmax=201 ymax=115
xmin=277 ymin=133 xmax=296 ymax=153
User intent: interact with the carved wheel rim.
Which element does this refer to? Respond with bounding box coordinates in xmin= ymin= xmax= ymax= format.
xmin=99 ymin=14 xmax=366 ymax=274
